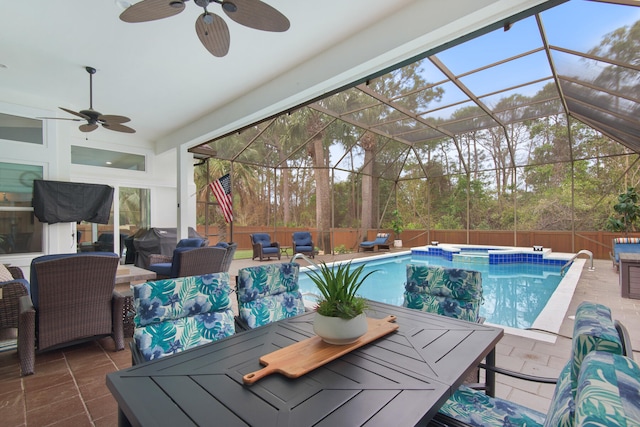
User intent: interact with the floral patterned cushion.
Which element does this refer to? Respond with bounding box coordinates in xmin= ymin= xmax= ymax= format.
xmin=439 ymin=351 xmax=640 ymax=427
xmin=403 ymin=264 xmax=483 ymax=322
xmin=570 ymin=302 xmax=623 ymax=398
xmin=237 ymin=263 xmax=305 ymax=329
xmin=575 ymin=351 xmax=640 ymax=426
xmin=543 ymin=362 xmax=574 ymax=427
xmin=132 ymin=273 xmax=235 ymax=361
xmin=439 ymin=384 xmax=547 ymax=426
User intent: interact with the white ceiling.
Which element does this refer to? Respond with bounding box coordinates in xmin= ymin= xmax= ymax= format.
xmin=0 ymin=0 xmax=548 ymax=154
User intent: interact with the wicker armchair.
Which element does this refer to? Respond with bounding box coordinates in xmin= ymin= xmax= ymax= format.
xmin=0 ymin=266 xmax=30 ymax=340
xmin=18 ymin=253 xmax=125 ymax=376
xmin=148 ymin=246 xmax=227 ymax=279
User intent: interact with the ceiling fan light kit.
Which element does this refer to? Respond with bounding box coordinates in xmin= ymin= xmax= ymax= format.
xmin=119 ymin=0 xmax=290 ymax=57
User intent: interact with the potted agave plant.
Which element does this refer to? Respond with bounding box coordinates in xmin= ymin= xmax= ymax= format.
xmin=306 ymin=261 xmax=377 ymax=345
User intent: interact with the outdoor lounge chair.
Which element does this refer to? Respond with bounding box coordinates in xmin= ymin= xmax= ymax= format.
xmin=250 ymin=233 xmax=281 ymax=261
xmin=0 ymin=265 xmax=30 ymax=351
xmin=292 ymin=231 xmax=315 ymax=258
xmin=215 ymin=241 xmax=237 ymax=273
xmin=129 ymin=273 xmax=235 ymax=364
xmin=18 ymin=252 xmax=125 ymax=376
xmin=235 ymin=262 xmax=305 ymax=330
xmin=148 ymin=246 xmax=227 ymax=279
xmin=358 ymin=232 xmax=391 ymax=252
xmin=610 ymin=237 xmax=640 ymax=271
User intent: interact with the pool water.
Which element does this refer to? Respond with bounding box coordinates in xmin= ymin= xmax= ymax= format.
xmin=298 ymin=254 xmax=565 ymax=329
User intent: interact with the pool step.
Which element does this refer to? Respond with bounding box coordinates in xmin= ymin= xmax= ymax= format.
xmin=453 ymin=253 xmax=489 ymax=264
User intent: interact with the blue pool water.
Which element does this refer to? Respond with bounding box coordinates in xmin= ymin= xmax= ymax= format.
xmin=298 ymin=253 xmax=566 ymax=329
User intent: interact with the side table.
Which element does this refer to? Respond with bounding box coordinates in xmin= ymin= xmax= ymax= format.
xmin=619 ymin=252 xmax=640 ymax=299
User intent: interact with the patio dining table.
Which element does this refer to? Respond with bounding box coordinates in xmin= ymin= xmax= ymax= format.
xmin=107 ymin=300 xmax=503 ymax=427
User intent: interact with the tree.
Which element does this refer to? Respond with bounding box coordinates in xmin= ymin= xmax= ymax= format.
xmin=606 ymin=187 xmax=640 ymax=235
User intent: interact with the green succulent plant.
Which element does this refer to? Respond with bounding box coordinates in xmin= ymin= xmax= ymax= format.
xmin=306 ymin=261 xmax=377 ymax=319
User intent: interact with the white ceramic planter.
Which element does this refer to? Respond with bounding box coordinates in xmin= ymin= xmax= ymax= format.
xmin=394 ymin=239 xmax=402 ymax=248
xmin=313 ymin=312 xmax=368 ymax=345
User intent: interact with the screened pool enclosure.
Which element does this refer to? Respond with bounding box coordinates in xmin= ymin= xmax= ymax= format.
xmin=190 ymin=0 xmax=640 ymax=254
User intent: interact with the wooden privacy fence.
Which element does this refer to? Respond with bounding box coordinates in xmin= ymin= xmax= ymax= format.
xmin=199 ymin=226 xmax=639 ymax=260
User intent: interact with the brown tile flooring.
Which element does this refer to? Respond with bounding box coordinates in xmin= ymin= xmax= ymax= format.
xmin=1 ymin=255 xmax=638 ymax=426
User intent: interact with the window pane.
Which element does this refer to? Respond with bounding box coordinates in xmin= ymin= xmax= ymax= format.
xmin=0 ymin=162 xmax=43 ymax=254
xmin=119 ymin=187 xmax=150 ymax=235
xmin=71 ymin=146 xmax=146 ymax=171
xmin=0 ymin=113 xmax=43 ymax=145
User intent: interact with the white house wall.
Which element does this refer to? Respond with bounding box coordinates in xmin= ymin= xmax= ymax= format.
xmin=0 ymin=100 xmax=189 ymax=277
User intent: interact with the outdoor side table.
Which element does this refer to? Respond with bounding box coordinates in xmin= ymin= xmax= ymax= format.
xmin=619 ymin=253 xmax=640 ymax=299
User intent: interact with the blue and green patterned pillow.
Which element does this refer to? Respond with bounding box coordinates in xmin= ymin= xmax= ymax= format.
xmin=132 ymin=273 xmax=235 ymax=361
xmin=237 ymin=263 xmax=305 ymax=329
xmin=403 ymin=264 xmax=483 ymax=322
xmin=570 ymin=302 xmax=623 ymax=397
xmin=575 ymin=351 xmax=640 ymax=426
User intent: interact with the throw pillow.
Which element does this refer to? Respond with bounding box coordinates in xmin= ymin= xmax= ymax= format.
xmin=0 ymin=263 xmax=14 ymax=282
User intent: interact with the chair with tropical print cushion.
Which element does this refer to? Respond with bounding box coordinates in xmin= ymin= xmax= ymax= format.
xmin=431 ymin=301 xmax=632 ymax=427
xmin=432 ymin=351 xmax=640 ymax=427
xmin=236 ymin=262 xmax=305 ymax=330
xmin=403 ymin=264 xmax=483 ymax=323
xmin=130 ymin=273 xmax=235 ymax=364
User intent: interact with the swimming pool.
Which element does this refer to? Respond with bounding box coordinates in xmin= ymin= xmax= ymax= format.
xmin=298 ymin=247 xmax=580 ymax=335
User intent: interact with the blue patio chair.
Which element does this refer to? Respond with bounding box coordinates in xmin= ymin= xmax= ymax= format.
xmin=129 ymin=273 xmax=236 ymax=364
xmin=236 ymin=262 xmax=305 ymax=329
xmin=250 ymin=233 xmax=281 ymax=261
xmin=610 ymin=237 xmax=640 ymax=271
xmin=292 ymin=231 xmax=315 ymax=258
xmin=434 ymin=301 xmax=634 ymax=426
xmin=358 ymin=233 xmax=391 ymax=252
xmin=148 ymin=246 xmax=227 ymax=279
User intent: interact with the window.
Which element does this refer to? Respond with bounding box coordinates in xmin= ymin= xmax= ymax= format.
xmin=71 ymin=146 xmax=146 ymax=171
xmin=0 ymin=112 xmax=43 ymax=145
xmin=0 ymin=162 xmax=43 ymax=254
xmin=77 ymin=186 xmax=150 ymax=255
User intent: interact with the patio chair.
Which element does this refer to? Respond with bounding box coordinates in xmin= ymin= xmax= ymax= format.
xmin=236 ymin=262 xmax=305 ymax=330
xmin=215 ymin=241 xmax=238 ymax=273
xmin=0 ymin=265 xmax=30 ymax=346
xmin=432 ymin=301 xmax=634 ymax=426
xmin=292 ymin=231 xmax=315 ymax=258
xmin=403 ymin=264 xmax=483 ymax=323
xmin=250 ymin=233 xmax=281 ymax=261
xmin=358 ymin=232 xmax=391 ymax=252
xmin=610 ymin=237 xmax=640 ymax=271
xmin=18 ymin=252 xmax=125 ymax=376
xmin=129 ymin=273 xmax=236 ymax=364
xmin=148 ymin=246 xmax=227 ymax=279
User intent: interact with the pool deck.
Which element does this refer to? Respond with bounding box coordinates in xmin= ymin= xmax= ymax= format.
xmin=0 ymin=250 xmax=638 ymax=424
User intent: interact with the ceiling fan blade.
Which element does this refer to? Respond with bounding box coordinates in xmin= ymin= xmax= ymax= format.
xmin=102 ymin=123 xmax=137 ymax=134
xmin=222 ymin=0 xmax=290 ymax=32
xmin=195 ymin=13 xmax=230 ymax=57
xmin=37 ymin=116 xmax=83 ymax=122
xmin=79 ymin=123 xmax=99 ymax=133
xmin=60 ymin=107 xmax=90 ymax=120
xmin=99 ymin=114 xmax=131 ymax=124
xmin=120 ymin=0 xmax=185 ymax=23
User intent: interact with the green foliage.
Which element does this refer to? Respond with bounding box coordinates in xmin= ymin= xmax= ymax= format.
xmin=606 ymin=187 xmax=640 ymax=235
xmin=390 ymin=209 xmax=404 ymax=238
xmin=333 ymin=244 xmax=351 ymax=254
xmin=306 ymin=261 xmax=377 ymax=319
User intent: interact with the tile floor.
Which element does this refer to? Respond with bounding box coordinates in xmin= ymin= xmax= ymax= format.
xmin=0 ymin=255 xmax=637 ymax=426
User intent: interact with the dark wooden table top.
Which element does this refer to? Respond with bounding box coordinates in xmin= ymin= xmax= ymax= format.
xmin=107 ymin=300 xmax=503 ymax=427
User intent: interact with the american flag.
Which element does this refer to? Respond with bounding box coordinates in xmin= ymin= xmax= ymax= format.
xmin=209 ymin=173 xmax=233 ymax=223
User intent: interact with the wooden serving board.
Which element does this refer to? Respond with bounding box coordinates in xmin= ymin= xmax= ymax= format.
xmin=243 ymin=315 xmax=398 ymax=385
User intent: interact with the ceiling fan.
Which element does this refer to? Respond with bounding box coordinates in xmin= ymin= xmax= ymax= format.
xmin=44 ymin=66 xmax=136 ymax=134
xmin=119 ymin=0 xmax=290 ymax=57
